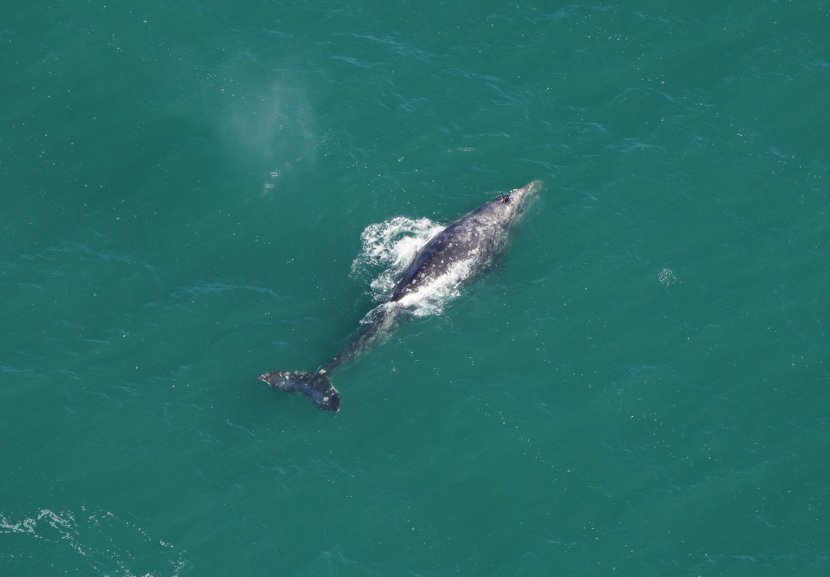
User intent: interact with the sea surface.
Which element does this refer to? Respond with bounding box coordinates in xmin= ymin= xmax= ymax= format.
xmin=2 ymin=1 xmax=829 ymax=575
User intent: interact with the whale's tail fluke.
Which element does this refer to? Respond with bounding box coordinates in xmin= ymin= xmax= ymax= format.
xmin=259 ymin=370 xmax=341 ymax=413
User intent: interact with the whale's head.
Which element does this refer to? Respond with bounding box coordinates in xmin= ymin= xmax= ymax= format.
xmin=509 ymin=180 xmax=543 ymax=205
xmin=495 ymin=180 xmax=542 ymax=225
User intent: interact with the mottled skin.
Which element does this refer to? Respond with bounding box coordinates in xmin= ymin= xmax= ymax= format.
xmin=259 ymin=181 xmax=542 ymax=413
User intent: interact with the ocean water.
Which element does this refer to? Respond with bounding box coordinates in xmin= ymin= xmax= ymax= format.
xmin=2 ymin=1 xmax=829 ymax=575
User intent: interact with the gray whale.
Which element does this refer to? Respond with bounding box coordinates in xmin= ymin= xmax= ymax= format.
xmin=259 ymin=180 xmax=543 ymax=413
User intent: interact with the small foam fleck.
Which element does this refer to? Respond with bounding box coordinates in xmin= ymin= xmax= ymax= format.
xmin=659 ymin=268 xmax=679 ymax=286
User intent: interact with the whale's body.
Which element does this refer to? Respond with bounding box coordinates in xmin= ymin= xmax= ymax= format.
xmin=259 ymin=181 xmax=542 ymax=413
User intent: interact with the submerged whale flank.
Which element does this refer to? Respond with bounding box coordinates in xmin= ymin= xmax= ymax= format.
xmin=259 ymin=180 xmax=543 ymax=413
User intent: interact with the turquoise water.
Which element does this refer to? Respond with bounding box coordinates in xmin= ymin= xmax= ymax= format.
xmin=2 ymin=1 xmax=829 ymax=575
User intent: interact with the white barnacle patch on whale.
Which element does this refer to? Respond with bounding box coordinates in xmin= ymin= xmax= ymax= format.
xmin=393 ymin=256 xmax=477 ymax=316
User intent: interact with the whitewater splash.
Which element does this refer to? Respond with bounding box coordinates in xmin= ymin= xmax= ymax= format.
xmin=1 ymin=507 xmax=188 ymax=576
xmin=351 ymin=216 xmax=456 ymax=316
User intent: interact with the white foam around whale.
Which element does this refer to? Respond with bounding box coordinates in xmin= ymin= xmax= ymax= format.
xmin=352 ymin=216 xmax=472 ymax=317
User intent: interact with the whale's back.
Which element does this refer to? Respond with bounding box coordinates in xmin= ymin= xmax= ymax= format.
xmin=390 ymin=206 xmax=505 ymax=304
